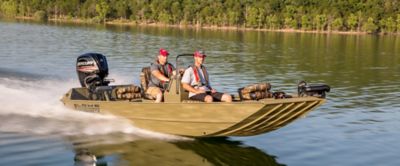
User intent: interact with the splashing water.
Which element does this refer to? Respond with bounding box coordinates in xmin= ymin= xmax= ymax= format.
xmin=0 ymin=69 xmax=186 ymax=141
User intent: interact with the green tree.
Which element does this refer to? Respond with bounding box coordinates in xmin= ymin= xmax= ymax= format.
xmin=96 ymin=0 xmax=110 ymax=23
xmin=284 ymin=17 xmax=297 ymax=29
xmin=142 ymin=4 xmax=152 ymax=23
xmin=347 ymin=14 xmax=358 ymax=31
xmin=158 ymin=11 xmax=171 ymax=24
xmin=33 ymin=10 xmax=47 ymax=21
xmin=397 ymin=14 xmax=400 ymax=32
xmin=379 ymin=19 xmax=387 ymax=33
xmin=0 ymin=0 xmax=400 ymax=34
xmin=0 ymin=0 xmax=17 ymax=17
xmin=53 ymin=0 xmax=79 ymax=18
xmin=114 ymin=0 xmax=129 ymax=19
xmin=81 ymin=0 xmax=97 ymax=19
xmin=362 ymin=17 xmax=377 ymax=33
xmin=17 ymin=1 xmax=26 ymax=16
xmin=246 ymin=6 xmax=259 ymax=28
xmin=283 ymin=5 xmax=296 ymax=19
xmin=200 ymin=6 xmax=212 ymax=25
xmin=227 ymin=10 xmax=240 ymax=26
xmin=301 ymin=15 xmax=312 ymax=30
xmin=331 ymin=17 xmax=344 ymax=31
xmin=385 ymin=17 xmax=396 ymax=33
xmin=127 ymin=0 xmax=140 ymax=21
xmin=148 ymin=0 xmax=159 ymax=22
xmin=257 ymin=7 xmax=266 ymax=28
xmin=266 ymin=14 xmax=279 ymax=29
xmin=314 ymin=14 xmax=327 ymax=31
xmin=356 ymin=11 xmax=364 ymax=31
xmin=171 ymin=1 xmax=182 ymax=24
xmin=181 ymin=0 xmax=198 ymax=25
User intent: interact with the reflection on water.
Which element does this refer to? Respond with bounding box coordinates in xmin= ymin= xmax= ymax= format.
xmin=70 ymin=135 xmax=283 ymax=166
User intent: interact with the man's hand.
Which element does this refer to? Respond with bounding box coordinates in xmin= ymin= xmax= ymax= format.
xmin=182 ymin=83 xmax=201 ymax=94
xmin=152 ymin=70 xmax=170 ymax=82
xmin=196 ymin=87 xmax=207 ymax=94
xmin=162 ymin=77 xmax=170 ymax=82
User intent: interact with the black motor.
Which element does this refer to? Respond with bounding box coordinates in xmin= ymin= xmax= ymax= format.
xmin=298 ymin=81 xmax=330 ymax=98
xmin=76 ymin=53 xmax=110 ymax=90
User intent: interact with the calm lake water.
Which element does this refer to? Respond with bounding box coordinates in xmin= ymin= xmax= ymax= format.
xmin=0 ymin=19 xmax=399 ymax=166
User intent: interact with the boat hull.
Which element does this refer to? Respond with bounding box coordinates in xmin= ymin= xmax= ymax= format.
xmin=61 ymin=89 xmax=325 ymax=137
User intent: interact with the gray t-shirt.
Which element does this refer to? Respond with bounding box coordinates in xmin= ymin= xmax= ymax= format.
xmin=149 ymin=63 xmax=175 ymax=88
xmin=181 ymin=66 xmax=211 ymax=97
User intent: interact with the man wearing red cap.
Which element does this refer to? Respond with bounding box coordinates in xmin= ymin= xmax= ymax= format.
xmin=181 ymin=50 xmax=232 ymax=103
xmin=146 ymin=48 xmax=176 ymax=102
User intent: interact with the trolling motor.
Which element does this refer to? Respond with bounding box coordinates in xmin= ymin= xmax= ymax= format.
xmin=76 ymin=53 xmax=110 ymax=90
xmin=298 ymin=81 xmax=330 ymax=98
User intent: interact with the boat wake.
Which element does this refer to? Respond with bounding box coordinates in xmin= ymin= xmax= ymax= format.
xmin=0 ymin=68 xmax=185 ymax=141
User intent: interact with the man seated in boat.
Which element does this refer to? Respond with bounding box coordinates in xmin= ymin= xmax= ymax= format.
xmin=181 ymin=50 xmax=232 ymax=103
xmin=147 ymin=48 xmax=176 ymax=102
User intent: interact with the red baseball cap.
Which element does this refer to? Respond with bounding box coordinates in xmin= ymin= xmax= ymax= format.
xmin=159 ymin=48 xmax=169 ymax=56
xmin=194 ymin=50 xmax=206 ymax=57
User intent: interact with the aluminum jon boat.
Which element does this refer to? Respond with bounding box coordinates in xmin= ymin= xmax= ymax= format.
xmin=61 ymin=53 xmax=330 ymax=137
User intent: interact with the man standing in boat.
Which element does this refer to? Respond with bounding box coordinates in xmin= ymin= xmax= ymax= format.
xmin=181 ymin=50 xmax=232 ymax=103
xmin=147 ymin=48 xmax=176 ymax=102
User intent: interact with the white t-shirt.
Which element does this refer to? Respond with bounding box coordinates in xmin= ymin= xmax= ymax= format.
xmin=181 ymin=66 xmax=211 ymax=97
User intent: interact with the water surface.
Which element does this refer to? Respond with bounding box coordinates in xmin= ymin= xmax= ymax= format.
xmin=0 ymin=19 xmax=399 ymax=166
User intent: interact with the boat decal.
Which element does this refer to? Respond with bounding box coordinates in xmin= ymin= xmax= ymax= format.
xmin=74 ymin=103 xmax=100 ymax=113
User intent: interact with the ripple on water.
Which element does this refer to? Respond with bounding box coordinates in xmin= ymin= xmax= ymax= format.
xmin=1 ymin=20 xmax=400 ymax=166
xmin=0 ymin=133 xmax=71 ymax=166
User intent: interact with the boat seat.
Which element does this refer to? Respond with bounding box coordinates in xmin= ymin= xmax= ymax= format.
xmin=140 ymin=67 xmax=151 ymax=92
xmin=140 ymin=67 xmax=155 ymax=100
xmin=113 ymin=85 xmax=142 ymax=101
xmin=238 ymin=83 xmax=273 ymax=101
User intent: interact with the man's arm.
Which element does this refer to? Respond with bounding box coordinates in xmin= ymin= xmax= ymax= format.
xmin=182 ymin=83 xmax=204 ymax=94
xmin=151 ymin=70 xmax=170 ymax=82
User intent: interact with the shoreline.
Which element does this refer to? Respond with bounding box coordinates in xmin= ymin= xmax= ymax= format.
xmin=11 ymin=16 xmax=400 ymax=36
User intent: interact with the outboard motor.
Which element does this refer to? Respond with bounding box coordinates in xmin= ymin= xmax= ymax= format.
xmin=298 ymin=81 xmax=330 ymax=98
xmin=76 ymin=53 xmax=110 ymax=91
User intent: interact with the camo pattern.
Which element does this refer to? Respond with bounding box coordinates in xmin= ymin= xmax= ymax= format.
xmin=114 ymin=85 xmax=142 ymax=100
xmin=239 ymin=83 xmax=272 ymax=100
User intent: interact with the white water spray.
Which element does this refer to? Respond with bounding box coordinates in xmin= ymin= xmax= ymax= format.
xmin=0 ymin=73 xmax=185 ymax=141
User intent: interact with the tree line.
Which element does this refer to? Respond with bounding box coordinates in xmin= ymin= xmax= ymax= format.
xmin=1 ymin=0 xmax=400 ymax=34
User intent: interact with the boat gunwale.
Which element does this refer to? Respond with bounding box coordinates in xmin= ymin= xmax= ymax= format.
xmin=63 ymin=90 xmax=325 ymax=106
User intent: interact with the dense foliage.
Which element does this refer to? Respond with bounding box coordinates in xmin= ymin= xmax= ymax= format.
xmin=1 ymin=0 xmax=400 ymax=33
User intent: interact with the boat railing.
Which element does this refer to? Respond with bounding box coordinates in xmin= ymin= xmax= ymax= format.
xmin=175 ymin=54 xmax=195 ymax=95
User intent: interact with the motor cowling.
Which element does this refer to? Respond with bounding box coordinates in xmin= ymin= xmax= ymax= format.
xmin=76 ymin=53 xmax=110 ymax=90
